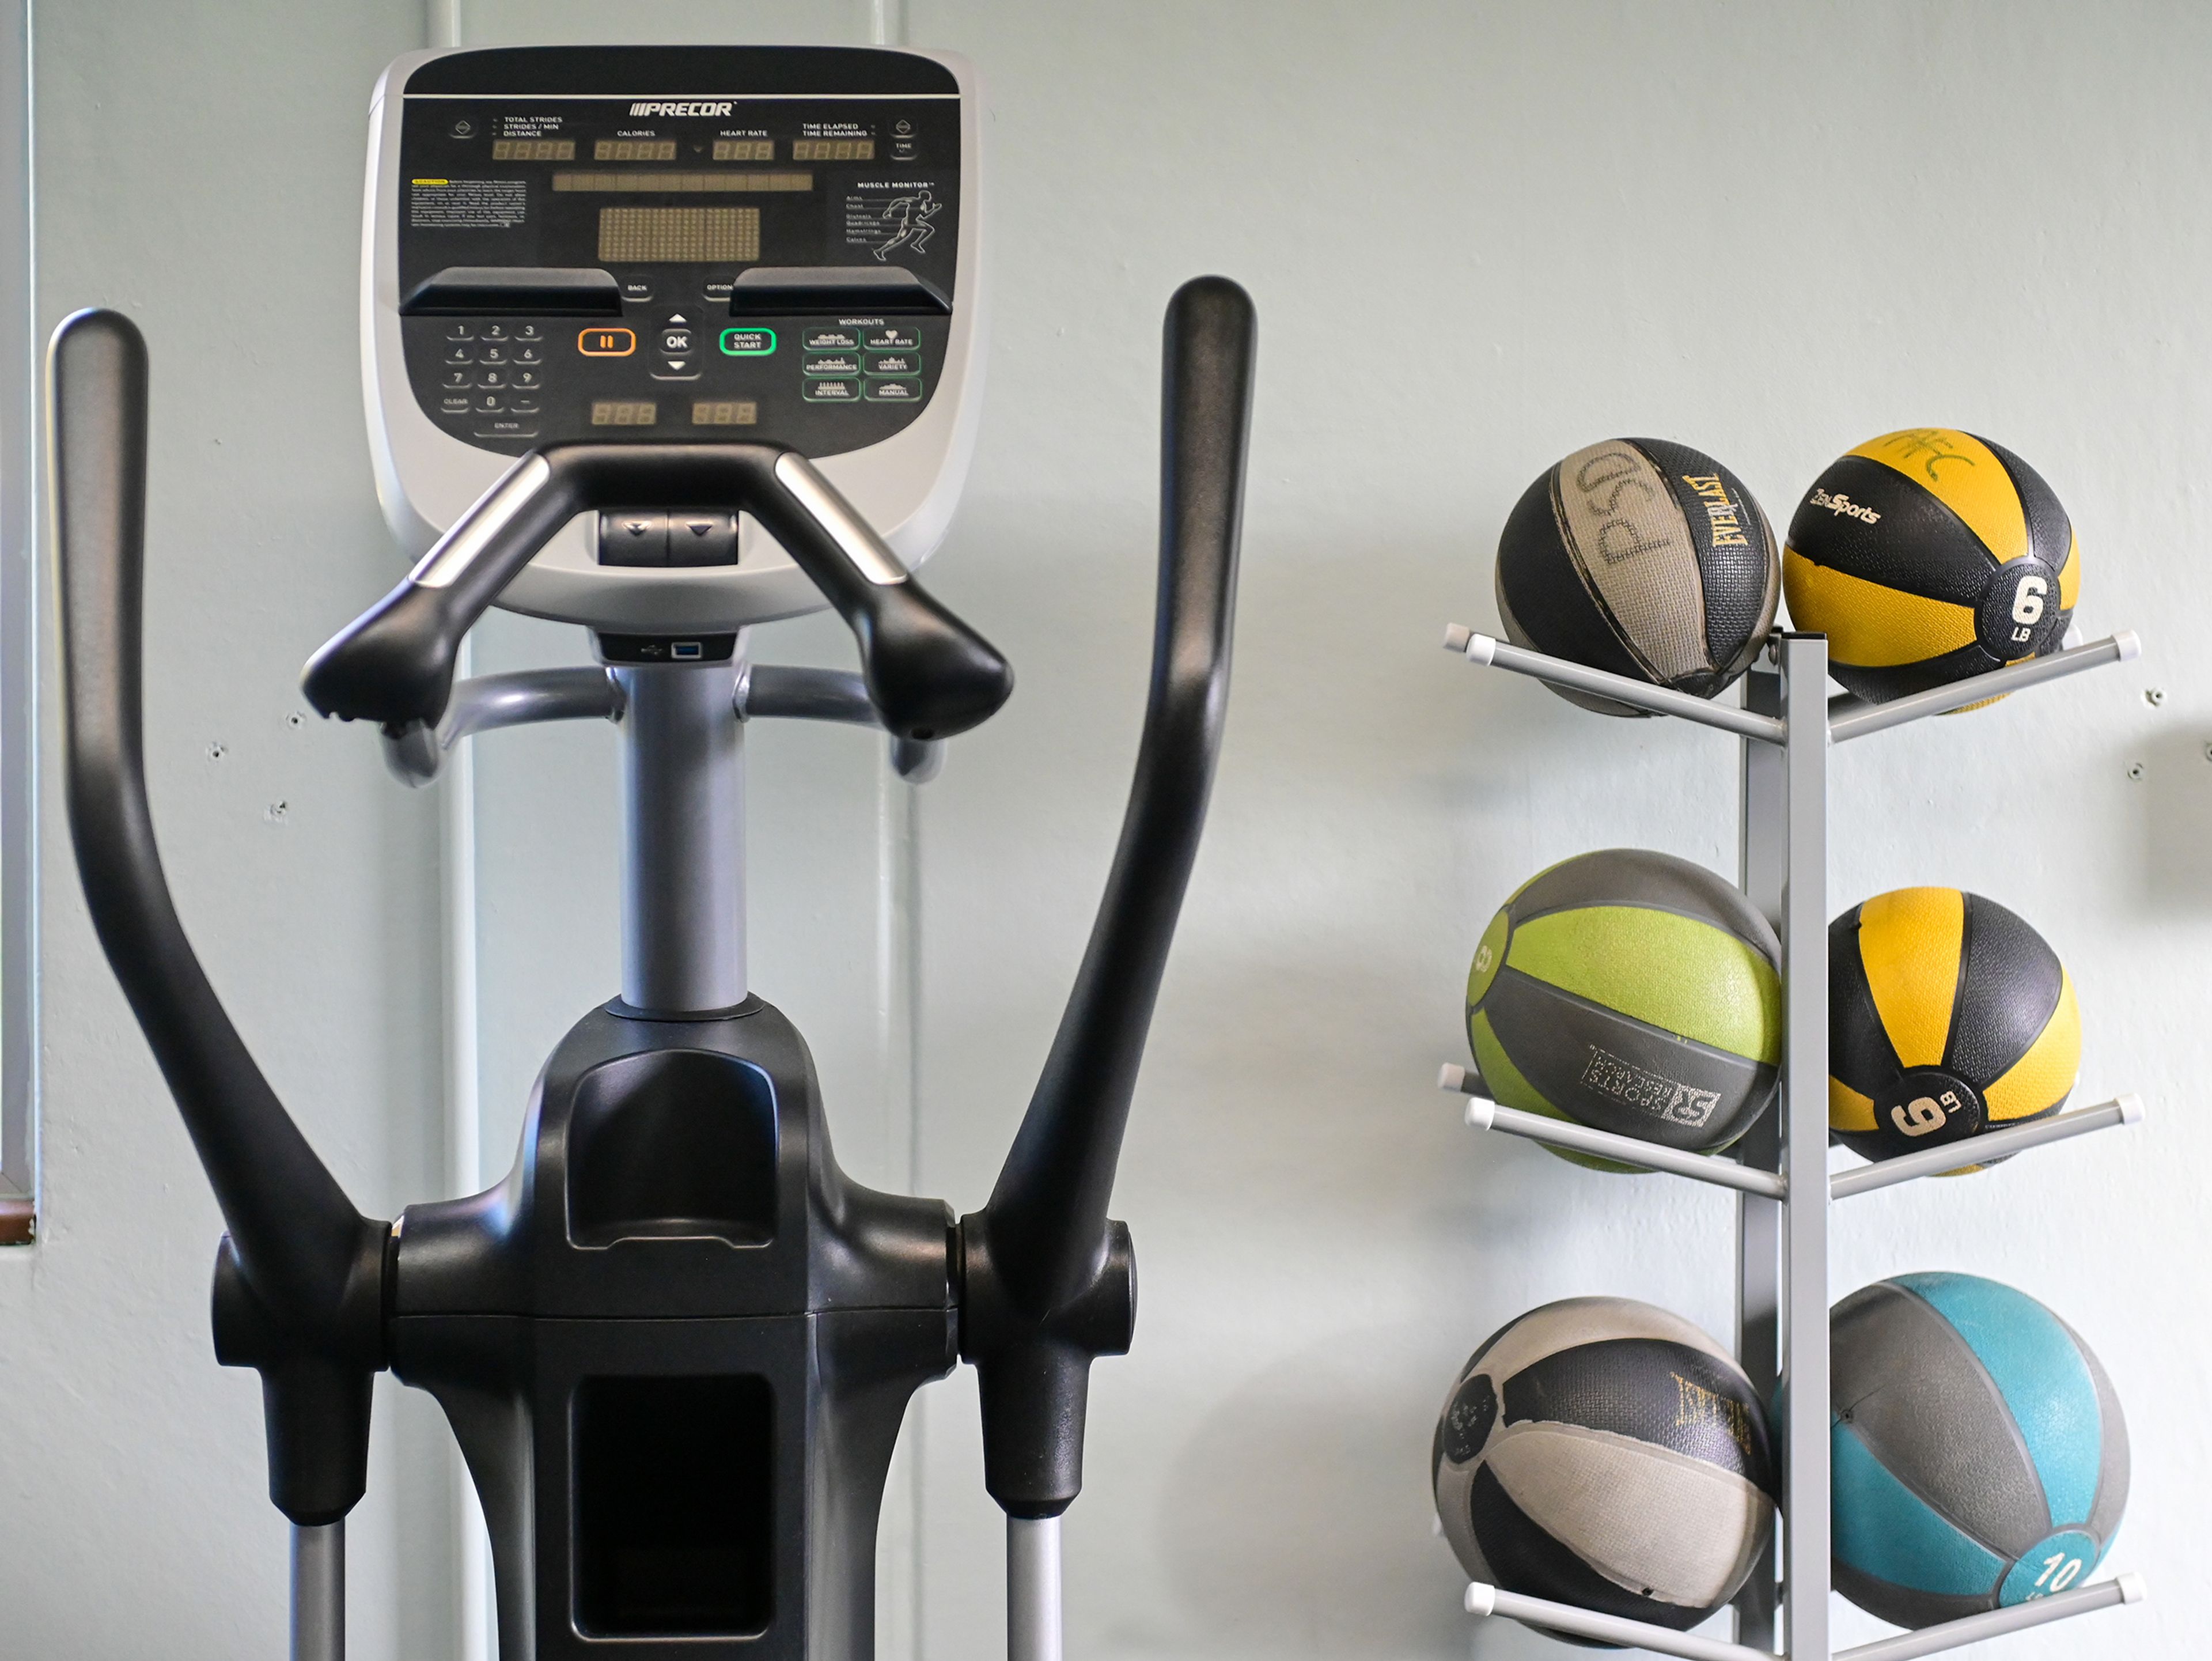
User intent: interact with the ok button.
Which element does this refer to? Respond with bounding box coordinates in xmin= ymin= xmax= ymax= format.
xmin=660 ymin=327 xmax=694 ymax=355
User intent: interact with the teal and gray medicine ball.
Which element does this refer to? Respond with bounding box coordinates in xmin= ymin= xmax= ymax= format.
xmin=1495 ymin=438 xmax=1779 ymax=715
xmin=1467 ymin=849 xmax=1782 ymax=1166
xmin=1433 ymin=1297 xmax=1777 ymax=1638
xmin=1832 ymin=1273 xmax=2128 ymax=1629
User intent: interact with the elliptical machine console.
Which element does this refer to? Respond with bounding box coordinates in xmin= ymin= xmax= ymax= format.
xmin=50 ymin=41 xmax=1256 ymax=1661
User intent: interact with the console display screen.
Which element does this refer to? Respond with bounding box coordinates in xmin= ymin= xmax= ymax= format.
xmin=792 ymin=139 xmax=873 ymax=160
xmin=552 ymin=171 xmax=812 ymax=194
xmin=493 ymin=139 xmax=575 ymax=160
xmin=596 ymin=139 xmax=677 ymax=161
xmin=597 ymin=207 xmax=760 ymax=263
xmin=712 ymin=140 xmax=775 ymax=161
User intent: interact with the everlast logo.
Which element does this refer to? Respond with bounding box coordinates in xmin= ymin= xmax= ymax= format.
xmin=1809 ymin=487 xmax=1881 ymax=524
xmin=629 ymin=101 xmax=734 ymax=116
xmin=1681 ymin=473 xmax=1751 ymax=548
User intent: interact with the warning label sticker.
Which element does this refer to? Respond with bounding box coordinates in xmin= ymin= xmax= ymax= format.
xmin=410 ymin=179 xmax=528 ymax=230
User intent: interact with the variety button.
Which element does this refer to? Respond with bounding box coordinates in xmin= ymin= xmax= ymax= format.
xmin=804 ymin=353 xmax=861 ymax=377
xmin=863 ymin=324 xmax=920 ymax=351
xmin=803 ymin=379 xmax=860 ymax=402
xmin=866 ymin=352 xmax=919 ymax=377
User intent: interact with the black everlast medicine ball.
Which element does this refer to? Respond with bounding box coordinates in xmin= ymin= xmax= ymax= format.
xmin=1495 ymin=438 xmax=1779 ymax=715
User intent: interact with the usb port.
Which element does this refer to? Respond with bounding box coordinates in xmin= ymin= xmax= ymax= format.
xmin=671 ymin=641 xmax=703 ymax=661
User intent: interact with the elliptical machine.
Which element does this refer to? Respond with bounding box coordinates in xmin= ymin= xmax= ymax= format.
xmin=50 ymin=41 xmax=1255 ymax=1661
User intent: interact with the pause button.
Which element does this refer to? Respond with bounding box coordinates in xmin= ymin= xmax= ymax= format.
xmin=577 ymin=328 xmax=637 ymax=357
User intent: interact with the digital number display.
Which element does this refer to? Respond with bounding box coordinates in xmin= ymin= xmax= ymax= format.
xmin=592 ymin=401 xmax=658 ymax=427
xmin=598 ymin=207 xmax=761 ymax=263
xmin=793 ymin=139 xmax=874 ymax=161
xmin=596 ymin=139 xmax=678 ymax=161
xmin=713 ymin=140 xmax=774 ymax=161
xmin=492 ymin=139 xmax=574 ymax=160
xmin=693 ymin=400 xmax=760 ymax=426
xmin=552 ymin=171 xmax=811 ymax=194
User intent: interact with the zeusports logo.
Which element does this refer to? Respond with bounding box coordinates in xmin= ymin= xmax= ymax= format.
xmin=629 ymin=101 xmax=733 ymax=116
xmin=1580 ymin=1046 xmax=1722 ymax=1127
xmin=1809 ymin=488 xmax=1881 ymax=524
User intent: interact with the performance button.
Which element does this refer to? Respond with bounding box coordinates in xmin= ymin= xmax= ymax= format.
xmin=804 ymin=353 xmax=861 ymax=377
xmin=578 ymin=327 xmax=637 ymax=357
xmin=802 ymin=379 xmax=859 ymax=402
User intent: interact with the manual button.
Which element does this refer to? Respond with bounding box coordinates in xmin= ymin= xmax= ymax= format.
xmin=802 ymin=326 xmax=861 ymax=351
xmin=804 ymin=353 xmax=861 ymax=377
xmin=866 ymin=351 xmax=920 ymax=377
xmin=862 ymin=324 xmax=921 ymax=351
xmin=802 ymin=379 xmax=860 ymax=403
xmin=863 ymin=377 xmax=923 ymax=403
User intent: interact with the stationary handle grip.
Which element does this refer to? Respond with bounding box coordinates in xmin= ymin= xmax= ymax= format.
xmin=301 ymin=443 xmax=1012 ymax=743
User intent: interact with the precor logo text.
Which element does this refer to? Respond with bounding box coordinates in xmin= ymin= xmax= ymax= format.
xmin=630 ymin=101 xmax=733 ymax=116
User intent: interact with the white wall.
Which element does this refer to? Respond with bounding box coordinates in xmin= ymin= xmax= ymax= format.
xmin=6 ymin=3 xmax=2207 ymax=1659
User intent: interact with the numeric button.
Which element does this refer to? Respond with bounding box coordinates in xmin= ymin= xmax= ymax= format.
xmin=442 ymin=369 xmax=472 ymax=389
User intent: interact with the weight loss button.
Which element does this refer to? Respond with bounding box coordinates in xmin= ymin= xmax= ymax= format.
xmin=802 ymin=327 xmax=859 ymax=351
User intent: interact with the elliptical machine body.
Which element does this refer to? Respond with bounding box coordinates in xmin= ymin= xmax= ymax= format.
xmin=50 ymin=44 xmax=1256 ymax=1661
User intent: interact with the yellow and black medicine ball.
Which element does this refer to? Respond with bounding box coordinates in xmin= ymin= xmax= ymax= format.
xmin=1495 ymin=439 xmax=1779 ymax=716
xmin=1829 ymin=887 xmax=2080 ymax=1166
xmin=1786 ymin=430 xmax=2078 ymax=703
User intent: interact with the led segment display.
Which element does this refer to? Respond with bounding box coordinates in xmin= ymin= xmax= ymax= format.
xmin=492 ymin=139 xmax=575 ymax=160
xmin=712 ymin=140 xmax=775 ymax=161
xmin=692 ymin=400 xmax=760 ymax=426
xmin=590 ymin=401 xmax=658 ymax=426
xmin=792 ymin=139 xmax=874 ymax=160
xmin=596 ymin=139 xmax=677 ymax=161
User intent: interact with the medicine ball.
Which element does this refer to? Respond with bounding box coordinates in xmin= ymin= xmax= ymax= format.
xmin=1433 ymin=1297 xmax=1777 ymax=1641
xmin=1785 ymin=429 xmax=2078 ymax=703
xmin=1829 ymin=888 xmax=2079 ymax=1168
xmin=1495 ymin=439 xmax=1779 ymax=716
xmin=1467 ymin=849 xmax=1782 ymax=1167
xmin=1833 ymin=1273 xmax=2128 ymax=1629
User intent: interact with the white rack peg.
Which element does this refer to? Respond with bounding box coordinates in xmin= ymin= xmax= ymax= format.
xmin=1831 ymin=1095 xmax=2143 ymax=1199
xmin=1833 ymin=1574 xmax=2145 ymax=1661
xmin=1828 ymin=631 xmax=2141 ymax=743
xmin=1444 ymin=1070 xmax=1787 ymax=1198
xmin=1441 ymin=625 xmax=1788 ymax=743
xmin=1464 ymin=1581 xmax=1775 ymax=1661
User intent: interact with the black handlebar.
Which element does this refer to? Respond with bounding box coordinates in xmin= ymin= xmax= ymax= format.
xmin=961 ymin=275 xmax=1256 ymax=1515
xmin=50 ymin=309 xmax=386 ymax=1524
xmin=301 ymin=442 xmax=1013 ymax=743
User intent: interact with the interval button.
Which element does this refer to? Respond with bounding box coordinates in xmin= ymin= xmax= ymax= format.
xmin=802 ymin=379 xmax=860 ymax=403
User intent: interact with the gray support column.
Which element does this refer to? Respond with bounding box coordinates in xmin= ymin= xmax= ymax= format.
xmin=1779 ymin=634 xmax=1831 ymax=1661
xmin=1733 ymin=660 xmax=1785 ymax=1651
xmin=291 ymin=1520 xmax=344 ymax=1661
xmin=615 ymin=659 xmax=747 ymax=1013
xmin=1007 ymin=1515 xmax=1063 ymax=1661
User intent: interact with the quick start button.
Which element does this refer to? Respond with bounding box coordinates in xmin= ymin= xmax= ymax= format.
xmin=719 ymin=328 xmax=777 ymax=355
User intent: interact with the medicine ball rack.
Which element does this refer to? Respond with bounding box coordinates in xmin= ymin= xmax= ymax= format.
xmin=1432 ymin=623 xmax=2150 ymax=1661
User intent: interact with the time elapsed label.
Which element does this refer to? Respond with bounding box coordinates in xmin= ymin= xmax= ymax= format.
xmin=692 ymin=400 xmax=759 ymax=426
xmin=591 ymin=401 xmax=657 ymax=426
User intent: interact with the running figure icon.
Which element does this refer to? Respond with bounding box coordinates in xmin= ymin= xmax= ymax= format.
xmin=872 ymin=186 xmax=940 ymax=260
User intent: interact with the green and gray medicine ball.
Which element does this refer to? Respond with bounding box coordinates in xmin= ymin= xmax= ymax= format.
xmin=1466 ymin=849 xmax=1782 ymax=1167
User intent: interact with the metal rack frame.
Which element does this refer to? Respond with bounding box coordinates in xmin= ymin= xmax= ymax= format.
xmin=1437 ymin=624 xmax=2149 ymax=1661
